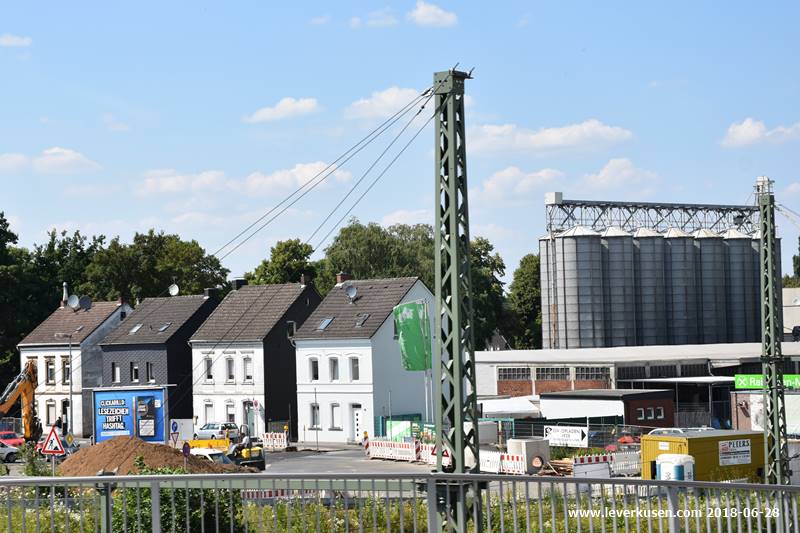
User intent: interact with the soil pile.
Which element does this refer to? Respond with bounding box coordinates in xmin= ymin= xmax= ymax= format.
xmin=59 ymin=436 xmax=245 ymax=476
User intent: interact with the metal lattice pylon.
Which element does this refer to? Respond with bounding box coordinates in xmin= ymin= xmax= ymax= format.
xmin=432 ymin=68 xmax=482 ymax=532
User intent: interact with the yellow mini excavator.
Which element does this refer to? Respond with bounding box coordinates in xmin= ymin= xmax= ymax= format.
xmin=0 ymin=360 xmax=43 ymax=443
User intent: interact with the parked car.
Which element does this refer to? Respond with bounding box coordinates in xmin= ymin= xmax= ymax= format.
xmin=0 ymin=441 xmax=19 ymax=463
xmin=193 ymin=422 xmax=240 ymax=441
xmin=0 ymin=431 xmax=24 ymax=448
xmin=190 ymin=448 xmax=234 ymax=465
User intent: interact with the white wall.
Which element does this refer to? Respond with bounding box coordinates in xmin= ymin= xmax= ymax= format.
xmin=476 ymin=363 xmax=499 ymax=396
xmin=190 ymin=341 xmax=266 ymax=436
xmin=540 ymin=397 xmax=624 ymax=420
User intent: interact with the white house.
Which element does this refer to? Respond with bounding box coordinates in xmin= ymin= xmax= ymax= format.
xmin=17 ymin=285 xmax=131 ymax=437
xmin=189 ymin=279 xmax=320 ymax=439
xmin=294 ymin=275 xmax=433 ymax=444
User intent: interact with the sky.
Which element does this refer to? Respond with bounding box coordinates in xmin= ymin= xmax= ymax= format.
xmin=2 ymin=1 xmax=799 ymax=285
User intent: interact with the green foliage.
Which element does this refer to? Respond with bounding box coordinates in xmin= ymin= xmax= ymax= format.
xmin=20 ymin=442 xmax=50 ymax=477
xmin=247 ymin=239 xmax=316 ymax=285
xmin=469 ymin=237 xmax=508 ymax=348
xmin=784 ymin=275 xmax=800 ymax=288
xmin=507 ymin=254 xmax=542 ymax=349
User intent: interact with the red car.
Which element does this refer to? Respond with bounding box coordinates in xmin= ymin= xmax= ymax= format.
xmin=0 ymin=432 xmax=24 ymax=448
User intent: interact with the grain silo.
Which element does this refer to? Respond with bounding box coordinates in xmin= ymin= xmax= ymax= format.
xmin=539 ymin=234 xmax=556 ymax=348
xmin=601 ymin=227 xmax=636 ymax=346
xmin=554 ymin=226 xmax=605 ymax=348
xmin=633 ymin=228 xmax=667 ymax=345
xmin=664 ymin=228 xmax=699 ymax=344
xmin=724 ymin=228 xmax=758 ymax=342
xmin=694 ymin=229 xmax=728 ymax=344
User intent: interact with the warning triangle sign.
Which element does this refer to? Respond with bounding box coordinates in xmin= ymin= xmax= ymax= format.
xmin=442 ymin=449 xmax=450 ymax=458
xmin=41 ymin=426 xmax=66 ymax=456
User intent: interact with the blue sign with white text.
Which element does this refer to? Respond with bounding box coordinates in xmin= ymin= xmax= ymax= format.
xmin=93 ymin=388 xmax=167 ymax=443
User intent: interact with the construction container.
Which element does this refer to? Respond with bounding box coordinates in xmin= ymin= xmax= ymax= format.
xmin=641 ymin=430 xmax=764 ymax=482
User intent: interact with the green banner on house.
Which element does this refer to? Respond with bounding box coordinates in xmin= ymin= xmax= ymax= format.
xmin=393 ymin=300 xmax=432 ymax=371
xmin=735 ymin=374 xmax=800 ymax=389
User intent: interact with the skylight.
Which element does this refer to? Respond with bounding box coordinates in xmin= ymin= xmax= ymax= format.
xmin=355 ymin=313 xmax=370 ymax=327
xmin=158 ymin=322 xmax=172 ymax=333
xmin=316 ymin=317 xmax=334 ymax=331
xmin=128 ymin=323 xmax=143 ymax=335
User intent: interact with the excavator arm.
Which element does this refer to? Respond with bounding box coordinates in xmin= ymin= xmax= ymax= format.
xmin=0 ymin=360 xmax=43 ymax=443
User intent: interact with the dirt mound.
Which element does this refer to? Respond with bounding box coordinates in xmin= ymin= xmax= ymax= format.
xmin=59 ymin=436 xmax=245 ymax=476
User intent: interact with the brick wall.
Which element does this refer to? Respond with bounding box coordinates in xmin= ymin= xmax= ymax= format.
xmin=497 ymin=380 xmax=532 ymax=397
xmin=573 ymin=380 xmax=610 ymax=390
xmin=624 ymin=397 xmax=675 ymax=427
xmin=533 ymin=380 xmax=572 ymax=394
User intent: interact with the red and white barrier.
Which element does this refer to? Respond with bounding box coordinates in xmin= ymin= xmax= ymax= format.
xmin=573 ymin=454 xmax=612 ymax=465
xmin=500 ymin=454 xmax=526 ymax=475
xmin=419 ymin=443 xmax=435 ymax=464
xmin=242 ymin=489 xmax=315 ymax=500
xmin=261 ymin=432 xmax=288 ymax=450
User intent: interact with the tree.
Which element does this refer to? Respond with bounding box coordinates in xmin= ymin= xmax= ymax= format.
xmin=469 ymin=237 xmax=508 ymax=349
xmin=247 ymin=239 xmax=316 ymax=285
xmin=507 ymin=254 xmax=542 ymax=349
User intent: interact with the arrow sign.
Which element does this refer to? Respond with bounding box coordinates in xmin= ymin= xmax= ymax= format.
xmin=41 ymin=426 xmax=66 ymax=456
xmin=544 ymin=425 xmax=589 ymax=448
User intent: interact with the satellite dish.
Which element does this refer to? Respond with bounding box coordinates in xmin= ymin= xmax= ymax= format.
xmin=345 ymin=284 xmax=358 ymax=303
xmin=67 ymin=295 xmax=80 ymax=310
xmin=168 ymin=284 xmax=180 ymax=297
xmin=794 ymin=298 xmax=800 ymax=306
xmin=78 ymin=295 xmax=92 ymax=311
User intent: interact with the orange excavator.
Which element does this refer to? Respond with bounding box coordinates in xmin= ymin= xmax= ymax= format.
xmin=0 ymin=360 xmax=42 ymax=443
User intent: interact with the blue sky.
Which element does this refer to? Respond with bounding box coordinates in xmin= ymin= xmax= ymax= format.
xmin=2 ymin=1 xmax=799 ymax=283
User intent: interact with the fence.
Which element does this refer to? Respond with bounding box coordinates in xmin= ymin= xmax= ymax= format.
xmin=0 ymin=417 xmax=21 ymax=434
xmin=1 ymin=472 xmax=798 ymax=532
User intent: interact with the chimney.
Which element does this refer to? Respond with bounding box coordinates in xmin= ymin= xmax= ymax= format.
xmin=336 ymin=271 xmax=352 ymax=285
xmin=232 ymin=278 xmax=248 ymax=291
xmin=204 ymin=287 xmax=219 ymax=299
xmin=300 ymin=273 xmax=306 ymax=287
xmin=61 ymin=282 xmax=69 ymax=308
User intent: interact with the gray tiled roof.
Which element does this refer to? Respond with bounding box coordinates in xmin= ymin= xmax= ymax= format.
xmin=101 ymin=295 xmax=212 ymax=345
xmin=18 ymin=301 xmax=123 ymax=347
xmin=295 ymin=277 xmax=417 ymax=340
xmin=190 ymin=283 xmax=311 ymax=343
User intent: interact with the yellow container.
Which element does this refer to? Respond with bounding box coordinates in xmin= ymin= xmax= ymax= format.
xmin=187 ymin=438 xmax=230 ymax=451
xmin=640 ymin=430 xmax=764 ymax=482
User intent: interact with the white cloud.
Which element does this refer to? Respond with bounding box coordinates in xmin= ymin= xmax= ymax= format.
xmin=245 ymin=162 xmax=351 ymax=194
xmin=786 ymin=182 xmax=800 ymax=194
xmin=470 ymin=119 xmax=633 ymax=153
xmin=345 ymin=87 xmax=419 ymax=119
xmin=309 ymin=15 xmax=330 ymax=25
xmin=0 ymin=153 xmax=28 ymax=173
xmin=243 ymin=97 xmax=320 ymax=123
xmin=140 ymin=169 xmax=229 ymax=195
xmin=721 ymin=117 xmax=800 ymax=147
xmin=583 ymin=158 xmax=658 ymax=188
xmin=103 ymin=113 xmax=129 ymax=132
xmin=407 ymin=1 xmax=457 ymax=27
xmin=6 ymin=214 xmax=21 ymax=233
xmin=381 ymin=209 xmax=431 ymax=226
xmin=359 ymin=8 xmax=398 ymax=27
xmin=473 ymin=222 xmax=514 ymax=241
xmin=0 ymin=33 xmax=32 ymax=47
xmin=32 ymin=147 xmax=100 ymax=174
xmin=475 ymin=166 xmax=562 ymax=201
xmin=349 ymin=17 xmax=362 ymax=28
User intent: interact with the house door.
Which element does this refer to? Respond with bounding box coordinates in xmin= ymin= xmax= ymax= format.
xmin=350 ymin=404 xmax=362 ymax=442
xmin=61 ymin=400 xmax=70 ymax=435
xmin=243 ymin=401 xmax=255 ymax=437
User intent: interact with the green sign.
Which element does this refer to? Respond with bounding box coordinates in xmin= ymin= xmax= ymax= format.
xmin=393 ymin=300 xmax=432 ymax=371
xmin=735 ymin=374 xmax=800 ymax=389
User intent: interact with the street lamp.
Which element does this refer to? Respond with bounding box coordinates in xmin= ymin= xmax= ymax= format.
xmin=54 ymin=325 xmax=83 ymax=439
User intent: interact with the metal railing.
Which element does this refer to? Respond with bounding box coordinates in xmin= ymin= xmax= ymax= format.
xmin=1 ymin=472 xmax=798 ymax=532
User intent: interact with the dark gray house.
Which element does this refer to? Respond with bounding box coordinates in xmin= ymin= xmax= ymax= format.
xmin=188 ymin=280 xmax=321 ymax=439
xmin=100 ymin=290 xmax=219 ymax=420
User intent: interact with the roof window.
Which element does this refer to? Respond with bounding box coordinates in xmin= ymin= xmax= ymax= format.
xmin=128 ymin=323 xmax=143 ymax=335
xmin=355 ymin=313 xmax=370 ymax=327
xmin=316 ymin=317 xmax=334 ymax=331
xmin=158 ymin=322 xmax=172 ymax=333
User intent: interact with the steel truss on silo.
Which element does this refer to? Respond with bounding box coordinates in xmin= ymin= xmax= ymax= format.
xmin=546 ymin=197 xmax=759 ymax=233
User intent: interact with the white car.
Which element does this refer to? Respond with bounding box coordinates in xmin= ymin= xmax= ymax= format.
xmin=0 ymin=441 xmax=19 ymax=463
xmin=190 ymin=448 xmax=233 ymax=465
xmin=193 ymin=422 xmax=240 ymax=441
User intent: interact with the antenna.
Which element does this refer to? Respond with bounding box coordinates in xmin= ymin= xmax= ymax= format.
xmin=345 ymin=284 xmax=358 ymax=304
xmin=79 ymin=295 xmax=93 ymax=311
xmin=67 ymin=294 xmax=80 ymax=311
xmin=168 ymin=284 xmax=180 ymax=297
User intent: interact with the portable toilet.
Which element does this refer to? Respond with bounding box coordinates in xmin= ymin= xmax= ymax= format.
xmin=656 ymin=453 xmax=695 ymax=481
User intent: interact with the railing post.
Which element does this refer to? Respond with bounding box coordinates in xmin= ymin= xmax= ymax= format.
xmin=151 ymin=481 xmax=161 ymax=533
xmin=98 ymin=482 xmax=113 ymax=533
xmin=665 ymin=486 xmax=680 ymax=533
xmin=427 ymin=477 xmax=440 ymax=532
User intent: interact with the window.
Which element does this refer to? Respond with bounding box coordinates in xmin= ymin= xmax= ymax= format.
xmin=680 ymin=363 xmax=707 ymax=377
xmin=535 ymin=367 xmax=569 ymax=381
xmin=128 ymin=323 xmax=143 ymax=335
xmin=646 ymin=407 xmax=655 ymax=420
xmin=204 ymin=403 xmax=214 ymax=424
xmin=354 ymin=313 xmax=370 ymax=327
xmin=656 ymin=406 xmax=665 ymax=420
xmin=310 ymin=404 xmax=320 ymax=429
xmin=498 ymin=367 xmax=531 ymax=381
xmin=650 ymin=365 xmax=677 ymax=378
xmin=61 ymin=358 xmax=71 ymax=385
xmin=330 ymin=403 xmax=341 ymax=429
xmin=146 ymin=362 xmax=155 ymax=382
xmin=636 ymin=408 xmax=645 ymax=421
xmin=157 ymin=322 xmax=172 ymax=333
xmin=618 ymin=366 xmax=646 ymax=380
xmin=226 ymin=404 xmax=235 ymax=423
xmin=226 ymin=358 xmax=235 ymax=382
xmin=575 ymin=367 xmax=610 ymax=381
xmin=350 ymin=357 xmax=360 ymax=381
xmin=45 ymin=359 xmax=55 ymax=385
xmin=310 ymin=358 xmax=319 ymax=381
xmin=329 ymin=358 xmax=339 ymax=381
xmin=243 ymin=357 xmax=253 ymax=382
xmin=46 ymin=401 xmax=56 ymax=426
xmin=130 ymin=362 xmax=139 ymax=382
xmin=204 ymin=358 xmax=213 ymax=381
xmin=316 ymin=317 xmax=334 ymax=331
xmin=111 ymin=362 xmax=120 ymax=383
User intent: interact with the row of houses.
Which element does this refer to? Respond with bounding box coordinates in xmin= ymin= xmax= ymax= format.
xmin=17 ymin=274 xmax=434 ymax=443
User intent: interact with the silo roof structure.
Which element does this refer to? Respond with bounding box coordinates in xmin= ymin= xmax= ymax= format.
xmin=602 ymin=226 xmax=631 ymax=237
xmin=559 ymin=225 xmax=600 ymax=237
xmin=633 ymin=228 xmax=662 ymax=238
xmin=664 ymin=227 xmax=692 ymax=238
xmin=722 ymin=228 xmax=751 ymax=240
xmin=693 ymin=228 xmax=722 ymax=239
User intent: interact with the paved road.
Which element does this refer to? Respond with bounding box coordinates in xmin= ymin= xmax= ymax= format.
xmin=265 ymin=448 xmax=432 ymax=475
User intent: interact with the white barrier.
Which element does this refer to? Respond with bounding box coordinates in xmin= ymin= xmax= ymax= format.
xmin=261 ymin=432 xmax=288 ymax=450
xmin=419 ymin=443 xmax=435 ymax=464
xmin=611 ymin=451 xmax=641 ymax=476
xmin=499 ymin=453 xmax=526 ymax=475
